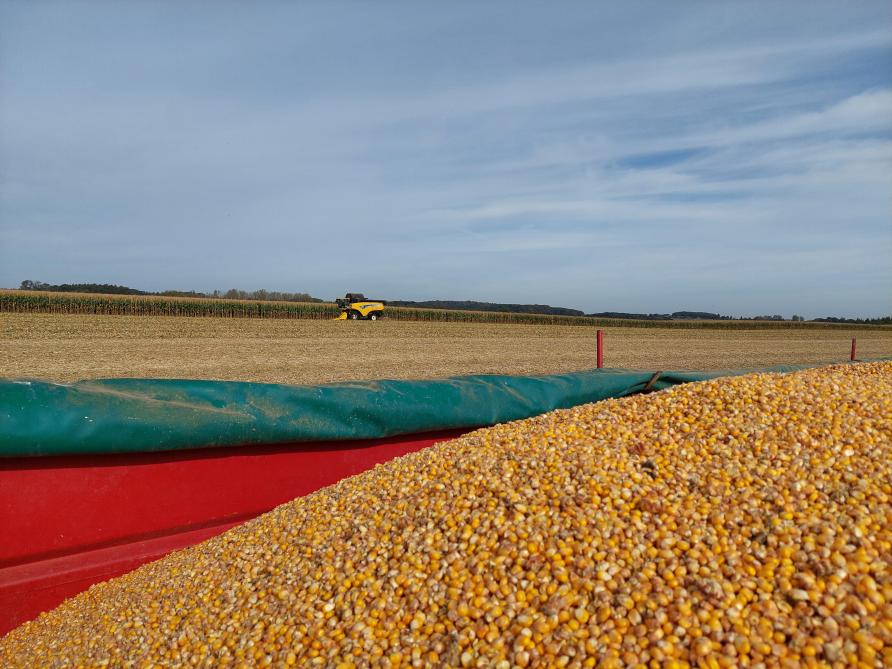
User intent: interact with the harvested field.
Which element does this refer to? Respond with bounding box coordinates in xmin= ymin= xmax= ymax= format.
xmin=3 ymin=362 xmax=890 ymax=666
xmin=1 ymin=313 xmax=890 ymax=384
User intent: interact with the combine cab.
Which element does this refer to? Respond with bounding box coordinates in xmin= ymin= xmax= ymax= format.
xmin=334 ymin=293 xmax=385 ymax=320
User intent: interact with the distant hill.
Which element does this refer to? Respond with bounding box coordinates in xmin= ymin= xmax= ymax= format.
xmin=586 ymin=312 xmax=671 ymax=321
xmin=387 ymin=300 xmax=584 ymax=317
xmin=671 ymin=311 xmax=733 ymax=320
xmin=813 ymin=316 xmax=892 ymax=325
xmin=586 ymin=311 xmax=731 ymax=321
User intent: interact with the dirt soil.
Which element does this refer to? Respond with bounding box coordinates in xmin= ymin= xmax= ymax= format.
xmin=2 ymin=313 xmax=890 ymax=384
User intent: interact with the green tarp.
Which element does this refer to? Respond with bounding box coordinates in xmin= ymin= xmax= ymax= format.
xmin=0 ymin=366 xmax=809 ymax=457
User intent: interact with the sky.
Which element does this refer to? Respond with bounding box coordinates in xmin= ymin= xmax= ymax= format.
xmin=1 ymin=2 xmax=891 ymax=318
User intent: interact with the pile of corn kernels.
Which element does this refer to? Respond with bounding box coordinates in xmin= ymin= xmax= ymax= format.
xmin=2 ymin=362 xmax=890 ymax=668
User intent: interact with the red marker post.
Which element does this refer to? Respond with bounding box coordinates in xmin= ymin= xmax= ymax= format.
xmin=851 ymin=338 xmax=857 ymax=362
xmin=597 ymin=329 xmax=604 ymax=369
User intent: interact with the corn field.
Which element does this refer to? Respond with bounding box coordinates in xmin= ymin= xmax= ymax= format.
xmin=1 ymin=290 xmax=889 ymax=330
xmin=0 ymin=291 xmax=338 ymax=320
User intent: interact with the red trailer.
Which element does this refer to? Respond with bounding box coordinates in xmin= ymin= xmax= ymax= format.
xmin=0 ymin=366 xmax=715 ymax=636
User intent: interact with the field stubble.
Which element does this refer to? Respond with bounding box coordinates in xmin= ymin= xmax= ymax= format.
xmin=2 ymin=313 xmax=890 ymax=384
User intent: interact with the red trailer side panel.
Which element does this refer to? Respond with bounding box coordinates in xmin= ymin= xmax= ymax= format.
xmin=0 ymin=430 xmax=467 ymax=636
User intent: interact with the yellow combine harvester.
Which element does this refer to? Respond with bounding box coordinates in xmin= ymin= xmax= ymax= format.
xmin=333 ymin=293 xmax=385 ymax=320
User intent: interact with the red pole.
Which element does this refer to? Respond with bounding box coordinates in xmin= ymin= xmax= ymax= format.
xmin=597 ymin=329 xmax=603 ymax=369
xmin=851 ymin=338 xmax=856 ymax=361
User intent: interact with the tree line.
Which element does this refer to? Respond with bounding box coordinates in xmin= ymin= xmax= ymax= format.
xmin=18 ymin=281 xmax=323 ymax=304
xmin=812 ymin=315 xmax=892 ymax=325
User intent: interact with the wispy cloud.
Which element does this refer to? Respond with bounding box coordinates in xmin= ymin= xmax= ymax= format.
xmin=285 ymin=28 xmax=892 ymax=127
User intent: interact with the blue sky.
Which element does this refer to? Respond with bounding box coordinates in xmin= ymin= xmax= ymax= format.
xmin=1 ymin=2 xmax=890 ymax=318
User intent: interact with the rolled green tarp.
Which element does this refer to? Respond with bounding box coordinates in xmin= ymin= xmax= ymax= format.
xmin=0 ymin=366 xmax=809 ymax=457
